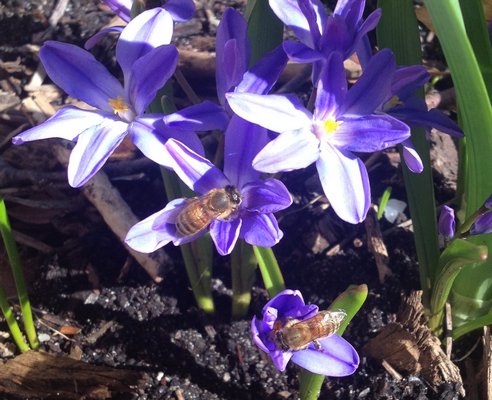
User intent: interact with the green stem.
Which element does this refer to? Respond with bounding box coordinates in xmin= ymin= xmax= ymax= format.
xmin=0 ymin=286 xmax=30 ymax=352
xmin=0 ymin=199 xmax=39 ymax=349
xmin=160 ymin=169 xmax=215 ymax=313
xmin=299 ymin=284 xmax=368 ymax=400
xmin=299 ymin=369 xmax=324 ymax=400
xmin=253 ymin=246 xmax=285 ymax=296
xmin=231 ymin=241 xmax=257 ymax=318
xmin=181 ymin=240 xmax=215 ymax=313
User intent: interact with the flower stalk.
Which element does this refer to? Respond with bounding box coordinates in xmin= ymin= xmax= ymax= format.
xmin=161 ymin=168 xmax=215 ymax=313
xmin=231 ymin=241 xmax=257 ymax=318
xmin=299 ymin=284 xmax=368 ymax=400
xmin=0 ymin=198 xmax=39 ymax=350
xmin=0 ymin=286 xmax=30 ymax=353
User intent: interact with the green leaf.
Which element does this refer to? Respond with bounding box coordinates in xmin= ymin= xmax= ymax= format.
xmin=424 ymin=0 xmax=492 ymax=216
xmin=428 ymin=238 xmax=488 ymax=332
xmin=377 ymin=187 xmax=392 ymax=220
xmin=329 ymin=284 xmax=369 ymax=336
xmin=246 ymin=0 xmax=283 ymax=66
xmin=459 ymin=0 xmax=492 ymax=98
xmin=450 ymin=234 xmax=492 ymax=326
xmin=452 ymin=309 xmax=492 ymax=339
xmin=423 ymin=0 xmax=492 ymax=336
xmin=377 ymin=0 xmax=441 ymax=306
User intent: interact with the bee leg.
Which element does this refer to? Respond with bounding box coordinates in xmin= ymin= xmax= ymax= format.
xmin=313 ymin=340 xmax=322 ymax=351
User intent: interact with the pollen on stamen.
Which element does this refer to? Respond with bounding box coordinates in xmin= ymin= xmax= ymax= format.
xmin=108 ymin=96 xmax=129 ymax=114
xmin=386 ymin=95 xmax=403 ymax=109
xmin=323 ymin=118 xmax=343 ymax=134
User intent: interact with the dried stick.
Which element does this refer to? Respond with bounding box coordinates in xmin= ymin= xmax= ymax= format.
xmin=364 ymin=205 xmax=392 ymax=283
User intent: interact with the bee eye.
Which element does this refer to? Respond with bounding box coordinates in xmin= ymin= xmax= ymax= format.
xmin=232 ymin=192 xmax=241 ymax=204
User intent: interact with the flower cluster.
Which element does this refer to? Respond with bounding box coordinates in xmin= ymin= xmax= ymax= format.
xmin=13 ymin=0 xmax=463 ymax=254
xmin=439 ymin=194 xmax=492 ymax=240
xmin=252 ymin=289 xmax=359 ymax=375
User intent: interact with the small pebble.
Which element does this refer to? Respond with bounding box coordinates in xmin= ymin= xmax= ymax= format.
xmin=38 ymin=333 xmax=51 ymax=343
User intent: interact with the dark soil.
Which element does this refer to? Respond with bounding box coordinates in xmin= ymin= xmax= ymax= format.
xmin=0 ymin=1 xmax=465 ymax=399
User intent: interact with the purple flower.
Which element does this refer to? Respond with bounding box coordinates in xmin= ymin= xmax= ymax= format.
xmin=13 ymin=9 xmax=227 ymax=187
xmin=102 ymin=0 xmax=195 ymax=22
xmin=269 ymin=0 xmax=381 ymax=82
xmin=214 ymin=8 xmax=288 ymax=111
xmin=381 ymin=65 xmax=463 ymax=173
xmin=438 ymin=199 xmax=492 ymax=238
xmin=227 ymin=49 xmax=410 ymax=223
xmin=438 ymin=205 xmax=455 ymax=240
xmin=470 ymin=211 xmax=492 ymax=235
xmin=86 ymin=0 xmax=195 ymax=49
xmin=483 ymin=194 xmax=492 ymax=210
xmin=251 ymin=289 xmax=359 ymax=375
xmin=125 ymin=139 xmax=292 ymax=256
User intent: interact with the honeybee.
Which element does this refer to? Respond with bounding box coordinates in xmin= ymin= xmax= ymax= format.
xmin=272 ymin=310 xmax=346 ymax=352
xmin=175 ymin=185 xmax=242 ymax=236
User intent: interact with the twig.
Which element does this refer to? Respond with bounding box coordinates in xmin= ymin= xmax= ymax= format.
xmin=484 ymin=326 xmax=492 ymax=400
xmin=12 ymin=230 xmax=54 ymax=254
xmin=0 ymin=123 xmax=29 ymax=151
xmin=381 ymin=359 xmax=402 ymax=381
xmin=36 ymin=317 xmax=74 ymax=342
xmin=48 ymin=0 xmax=70 ymax=27
xmin=445 ymin=302 xmax=453 ymax=358
xmin=174 ymin=67 xmax=201 ymax=105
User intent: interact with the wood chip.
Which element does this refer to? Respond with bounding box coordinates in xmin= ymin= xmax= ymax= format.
xmin=0 ymin=351 xmax=147 ymax=399
xmin=59 ymin=325 xmax=82 ymax=336
xmin=363 ymin=291 xmax=465 ymax=396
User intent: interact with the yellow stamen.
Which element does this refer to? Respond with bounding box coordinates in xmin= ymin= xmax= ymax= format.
xmin=323 ymin=118 xmax=343 ymax=134
xmin=386 ymin=95 xmax=403 ymax=109
xmin=108 ymin=96 xmax=129 ymax=114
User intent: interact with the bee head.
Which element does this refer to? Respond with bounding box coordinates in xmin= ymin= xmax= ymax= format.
xmin=225 ymin=185 xmax=242 ymax=206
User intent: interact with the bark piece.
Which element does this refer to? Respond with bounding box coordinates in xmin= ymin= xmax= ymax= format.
xmin=0 ymin=350 xmax=147 ymax=399
xmin=363 ymin=291 xmax=465 ymax=396
xmin=364 ymin=206 xmax=392 ymax=283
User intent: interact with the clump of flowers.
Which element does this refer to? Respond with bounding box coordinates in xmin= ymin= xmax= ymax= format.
xmin=252 ymin=289 xmax=359 ymax=375
xmin=228 ymin=49 xmax=411 ymax=223
xmin=439 ymin=194 xmax=492 ymax=240
xmin=13 ymin=8 xmax=227 ymax=187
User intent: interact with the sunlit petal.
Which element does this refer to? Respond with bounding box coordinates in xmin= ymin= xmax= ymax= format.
xmin=68 ymin=119 xmax=128 ymax=187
